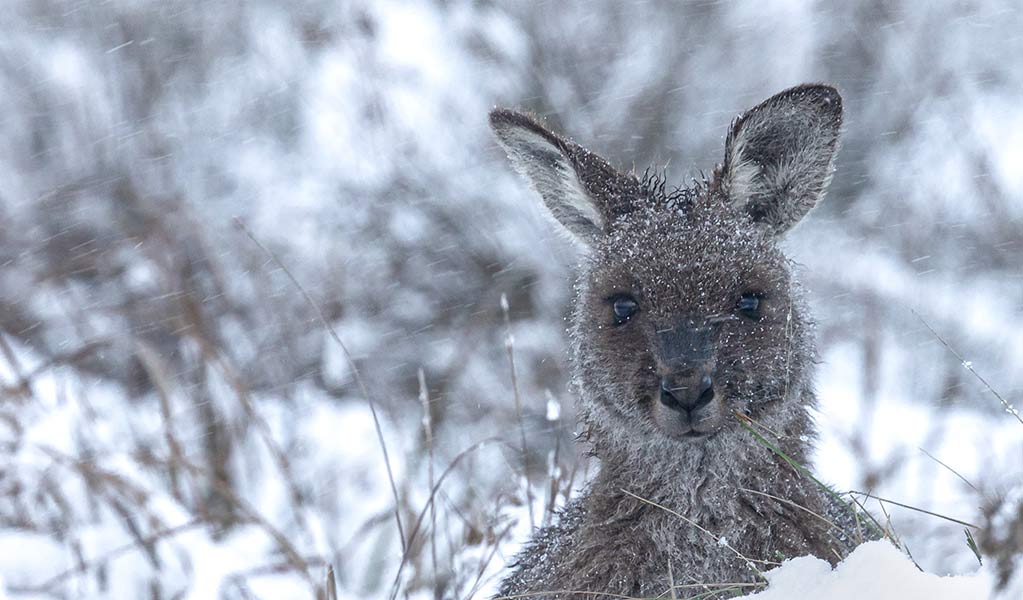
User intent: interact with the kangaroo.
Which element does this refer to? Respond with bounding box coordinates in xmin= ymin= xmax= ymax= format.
xmin=489 ymin=85 xmax=867 ymax=599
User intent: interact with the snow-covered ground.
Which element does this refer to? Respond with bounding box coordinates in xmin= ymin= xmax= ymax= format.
xmin=750 ymin=540 xmax=995 ymax=600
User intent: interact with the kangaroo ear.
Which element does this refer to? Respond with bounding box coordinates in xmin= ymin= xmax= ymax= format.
xmin=716 ymin=84 xmax=842 ymax=236
xmin=490 ymin=109 xmax=634 ymax=247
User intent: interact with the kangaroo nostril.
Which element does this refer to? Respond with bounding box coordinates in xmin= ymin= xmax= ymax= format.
xmin=659 ymin=375 xmax=715 ymax=413
xmin=659 ymin=378 xmax=680 ymax=409
xmin=694 ymin=376 xmax=715 ymax=410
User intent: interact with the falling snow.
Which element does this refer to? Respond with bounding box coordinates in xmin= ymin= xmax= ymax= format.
xmin=0 ymin=1 xmax=1020 ymax=599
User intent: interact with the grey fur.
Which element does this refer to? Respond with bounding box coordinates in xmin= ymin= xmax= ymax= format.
xmin=489 ymin=85 xmax=868 ymax=599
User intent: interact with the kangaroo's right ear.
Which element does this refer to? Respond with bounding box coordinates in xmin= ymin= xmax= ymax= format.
xmin=490 ymin=109 xmax=619 ymax=247
xmin=715 ymin=84 xmax=843 ymax=236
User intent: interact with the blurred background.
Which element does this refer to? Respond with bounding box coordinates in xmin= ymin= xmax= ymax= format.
xmin=0 ymin=1 xmax=1020 ymax=598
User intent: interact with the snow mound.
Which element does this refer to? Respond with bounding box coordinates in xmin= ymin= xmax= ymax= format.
xmin=751 ymin=541 xmax=990 ymax=600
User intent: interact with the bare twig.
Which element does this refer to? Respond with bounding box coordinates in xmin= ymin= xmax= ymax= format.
xmin=389 ymin=437 xmax=507 ymax=600
xmin=134 ymin=340 xmax=185 ymax=502
xmin=502 ymin=293 xmax=535 ymax=531
xmin=174 ymin=452 xmax=322 ymax=594
xmin=190 ymin=322 xmax=313 ymax=538
xmin=418 ymin=368 xmax=439 ymax=592
xmin=918 ymin=447 xmax=978 ymax=492
xmin=235 ymin=217 xmax=407 ymax=552
xmin=45 ymin=437 xmax=322 ymax=595
xmin=3 ymin=338 xmax=114 ymax=393
xmin=0 ymin=332 xmax=31 ymax=399
xmin=463 ymin=521 xmax=517 ymax=600
xmin=873 ymin=498 xmax=906 ymax=559
xmin=851 ymin=496 xmax=865 ymax=546
xmin=326 ymin=565 xmax=338 ymax=600
xmin=543 ymin=390 xmax=565 ymax=528
xmin=911 ymin=309 xmax=1022 ymax=425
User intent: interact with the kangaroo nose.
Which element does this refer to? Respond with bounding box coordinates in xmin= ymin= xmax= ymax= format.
xmin=659 ymin=374 xmax=715 ymax=413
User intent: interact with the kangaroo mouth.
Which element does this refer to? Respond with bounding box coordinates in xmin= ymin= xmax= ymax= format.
xmin=673 ymin=425 xmax=718 ymax=442
xmin=652 ymin=401 xmax=724 ymax=442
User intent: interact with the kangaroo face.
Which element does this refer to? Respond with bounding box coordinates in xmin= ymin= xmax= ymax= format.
xmin=577 ymin=199 xmax=801 ymax=442
xmin=491 ymin=84 xmax=842 ymax=448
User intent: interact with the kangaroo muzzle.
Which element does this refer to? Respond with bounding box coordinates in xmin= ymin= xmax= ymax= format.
xmin=655 ymin=322 xmax=718 ymax=414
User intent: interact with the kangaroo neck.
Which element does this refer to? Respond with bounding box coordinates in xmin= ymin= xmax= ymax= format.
xmin=584 ymin=409 xmax=815 ymax=523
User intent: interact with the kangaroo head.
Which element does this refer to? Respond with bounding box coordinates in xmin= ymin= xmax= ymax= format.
xmin=491 ymin=85 xmax=842 ymax=453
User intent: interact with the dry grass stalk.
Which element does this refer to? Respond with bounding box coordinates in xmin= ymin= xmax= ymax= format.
xmin=235 ymin=217 xmax=408 ymax=553
xmin=501 ymin=292 xmax=535 ymax=531
xmin=419 ymin=367 xmax=439 ymax=593
xmin=912 ymin=309 xmax=1022 ymax=425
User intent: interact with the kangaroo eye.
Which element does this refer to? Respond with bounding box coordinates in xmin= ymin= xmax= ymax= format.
xmin=610 ymin=295 xmax=639 ymax=326
xmin=736 ymin=292 xmax=764 ymax=320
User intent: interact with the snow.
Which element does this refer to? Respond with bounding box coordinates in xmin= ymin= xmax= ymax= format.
xmin=751 ymin=541 xmax=991 ymax=600
xmin=813 ymin=339 xmax=1023 ymax=575
xmin=545 ymin=393 xmax=562 ymax=421
xmin=0 ymin=0 xmax=1020 ymax=598
xmin=0 ymin=532 xmax=68 ymax=592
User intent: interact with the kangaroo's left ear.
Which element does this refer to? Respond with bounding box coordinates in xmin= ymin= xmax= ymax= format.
xmin=489 ymin=108 xmax=640 ymax=248
xmin=715 ymin=84 xmax=842 ymax=236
